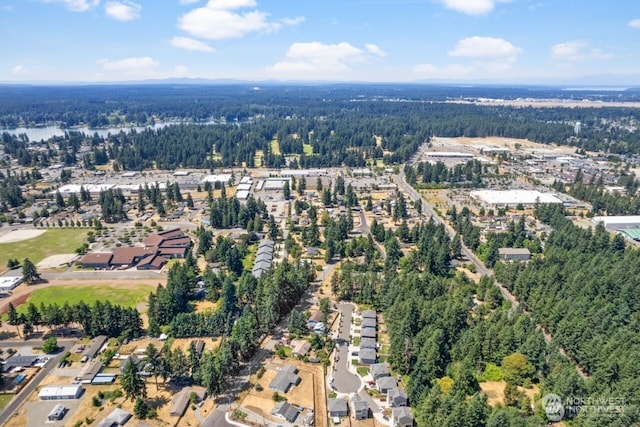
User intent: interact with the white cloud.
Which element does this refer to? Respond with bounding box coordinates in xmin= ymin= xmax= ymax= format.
xmin=438 ymin=0 xmax=510 ymax=15
xmin=40 ymin=0 xmax=99 ymax=12
xmin=413 ymin=36 xmax=521 ymax=81
xmin=629 ymin=19 xmax=640 ymax=28
xmin=266 ymin=42 xmax=386 ymax=78
xmin=173 ymin=65 xmax=189 ymax=76
xmin=551 ymin=41 xmax=613 ymax=62
xmin=105 ymin=1 xmax=141 ymax=21
xmin=97 ymin=57 xmax=159 ymax=73
xmin=12 ymin=65 xmax=30 ymax=75
xmin=170 ymin=36 xmax=215 ymax=52
xmin=178 ymin=0 xmax=302 ymax=40
xmin=449 ymin=36 xmax=521 ymax=58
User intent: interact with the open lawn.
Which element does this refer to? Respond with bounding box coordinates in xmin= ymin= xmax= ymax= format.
xmin=243 ymin=243 xmax=258 ymax=272
xmin=15 ymin=284 xmax=154 ymax=313
xmin=270 ymin=139 xmax=281 ymax=155
xmin=0 ymin=229 xmax=88 ymax=274
xmin=0 ymin=394 xmax=13 ymax=409
xmin=303 ymin=143 xmax=313 ymax=155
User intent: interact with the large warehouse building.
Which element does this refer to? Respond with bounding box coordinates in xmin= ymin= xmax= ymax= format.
xmin=471 ymin=190 xmax=562 ymax=207
xmin=592 ymin=216 xmax=640 ymax=229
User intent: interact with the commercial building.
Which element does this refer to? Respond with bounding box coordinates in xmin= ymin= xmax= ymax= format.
xmin=280 ymin=169 xmax=327 ymax=177
xmin=201 ymin=174 xmax=232 ymax=185
xmin=498 ymin=248 xmax=531 ymax=261
xmin=470 ymin=190 xmax=562 ymax=207
xmin=79 ymin=253 xmax=113 ymax=269
xmin=592 ymin=215 xmax=640 ymax=229
xmin=38 ymin=385 xmax=84 ymax=400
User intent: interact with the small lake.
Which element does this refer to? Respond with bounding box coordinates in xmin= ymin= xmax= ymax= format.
xmin=1 ymin=123 xmax=174 ymax=141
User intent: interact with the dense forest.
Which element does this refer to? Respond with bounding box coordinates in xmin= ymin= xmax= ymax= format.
xmin=3 ymin=85 xmax=640 ymax=174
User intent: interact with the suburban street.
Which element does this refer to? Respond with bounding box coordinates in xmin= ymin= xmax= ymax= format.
xmin=331 ymin=303 xmax=361 ymax=394
xmin=0 ymin=341 xmax=75 ymax=425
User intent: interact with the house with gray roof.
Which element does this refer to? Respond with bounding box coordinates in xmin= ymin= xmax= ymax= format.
xmin=361 ymin=317 xmax=377 ymax=329
xmin=388 ymin=387 xmax=408 ymax=407
xmin=361 ymin=310 xmax=376 ymax=319
xmin=370 ymin=363 xmax=390 ymax=380
xmin=269 ymin=364 xmax=300 ymax=393
xmin=359 ymin=348 xmax=377 ymax=365
xmin=392 ymin=407 xmax=414 ymax=427
xmin=328 ymin=398 xmax=348 ymax=417
xmin=351 ymin=394 xmax=369 ymax=419
xmin=377 ymin=376 xmax=397 ymax=394
xmin=360 ymin=328 xmax=376 ymax=339
xmin=272 ymin=401 xmax=299 ymax=423
xmin=360 ymin=337 xmax=377 ymax=349
xmin=96 ymin=408 xmax=131 ymax=427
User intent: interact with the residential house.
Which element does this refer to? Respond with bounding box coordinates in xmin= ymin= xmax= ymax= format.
xmin=392 ymin=407 xmax=414 ymax=427
xmin=269 ymin=364 xmax=300 ymax=393
xmin=328 ymin=398 xmax=348 ymax=418
xmin=377 ymin=376 xmax=397 ymax=394
xmin=359 ymin=348 xmax=377 ymax=365
xmin=361 ymin=310 xmax=376 ymax=319
xmin=351 ymin=394 xmax=369 ymax=420
xmin=272 ymin=401 xmax=299 ymax=423
xmin=361 ymin=317 xmax=377 ymax=329
xmin=498 ymin=248 xmax=531 ymax=261
xmin=387 ymin=387 xmax=408 ymax=407
xmin=370 ymin=363 xmax=390 ymax=381
xmin=360 ymin=328 xmax=376 ymax=339
xmin=359 ymin=337 xmax=377 ymax=349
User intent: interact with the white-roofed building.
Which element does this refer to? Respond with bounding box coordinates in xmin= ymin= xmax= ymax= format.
xmin=0 ymin=276 xmax=22 ymax=291
xmin=280 ymin=169 xmax=327 ymax=177
xmin=202 ymin=174 xmax=232 ymax=185
xmin=592 ymin=215 xmax=640 ymax=229
xmin=38 ymin=385 xmax=84 ymax=400
xmin=470 ymin=190 xmax=562 ymax=207
xmin=236 ymin=190 xmax=251 ymax=200
xmin=237 ymin=183 xmax=252 ymax=191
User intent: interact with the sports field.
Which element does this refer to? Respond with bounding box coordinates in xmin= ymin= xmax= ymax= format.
xmin=0 ymin=229 xmax=88 ymax=274
xmin=15 ymin=283 xmax=154 ymax=312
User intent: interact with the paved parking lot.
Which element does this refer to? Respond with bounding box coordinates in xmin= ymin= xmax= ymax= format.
xmin=22 ymin=398 xmax=82 ymax=427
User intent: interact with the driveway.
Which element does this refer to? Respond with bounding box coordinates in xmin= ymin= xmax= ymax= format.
xmin=331 ymin=303 xmax=361 ymax=393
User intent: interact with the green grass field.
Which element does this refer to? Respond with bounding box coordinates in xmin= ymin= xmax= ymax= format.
xmin=15 ymin=284 xmax=155 ymax=313
xmin=0 ymin=394 xmax=13 ymax=409
xmin=270 ymin=139 xmax=281 ymax=155
xmin=243 ymin=244 xmax=258 ymax=272
xmin=303 ymin=144 xmax=313 ymax=155
xmin=0 ymin=229 xmax=88 ymax=274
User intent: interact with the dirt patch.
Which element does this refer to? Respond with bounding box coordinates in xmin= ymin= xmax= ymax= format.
xmin=0 ymin=230 xmax=46 ymax=243
xmin=36 ymin=253 xmax=78 ymax=269
xmin=194 ymin=300 xmax=219 ymax=313
xmin=480 ymin=381 xmax=506 ymax=406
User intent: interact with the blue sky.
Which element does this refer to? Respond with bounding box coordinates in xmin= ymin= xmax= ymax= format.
xmin=1 ymin=0 xmax=639 ymax=84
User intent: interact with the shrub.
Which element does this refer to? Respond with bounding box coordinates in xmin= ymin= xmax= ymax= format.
xmin=255 ymin=383 xmax=263 ymax=391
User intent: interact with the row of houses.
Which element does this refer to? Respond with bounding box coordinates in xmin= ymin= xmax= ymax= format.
xmin=80 ymin=228 xmax=192 ymax=270
xmin=252 ymin=239 xmax=275 ymax=278
xmin=327 ymin=393 xmax=413 ymax=427
xmin=358 ymin=310 xmax=378 ymax=365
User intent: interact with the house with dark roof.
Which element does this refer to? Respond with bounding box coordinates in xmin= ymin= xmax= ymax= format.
xmin=272 ymin=401 xmax=299 ymax=423
xmin=79 ymin=359 xmax=103 ymax=383
xmin=111 ymin=247 xmax=157 ymax=267
xmin=351 ymin=394 xmax=369 ymax=420
xmin=269 ymin=364 xmax=300 ymax=393
xmin=388 ymin=387 xmax=408 ymax=407
xmin=190 ymin=340 xmax=205 ymax=356
xmin=377 ymin=376 xmax=397 ymax=394
xmin=392 ymin=407 xmax=414 ymax=427
xmin=119 ymin=354 xmax=139 ymax=373
xmin=359 ymin=348 xmax=377 ymax=365
xmin=307 ymin=310 xmax=323 ymax=328
xmin=3 ymin=355 xmax=39 ymax=372
xmin=328 ymin=398 xmax=348 ymax=417
xmin=136 ymin=254 xmax=168 ymax=270
xmin=82 ymin=335 xmax=108 ymax=359
xmin=370 ymin=363 xmax=390 ymax=380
